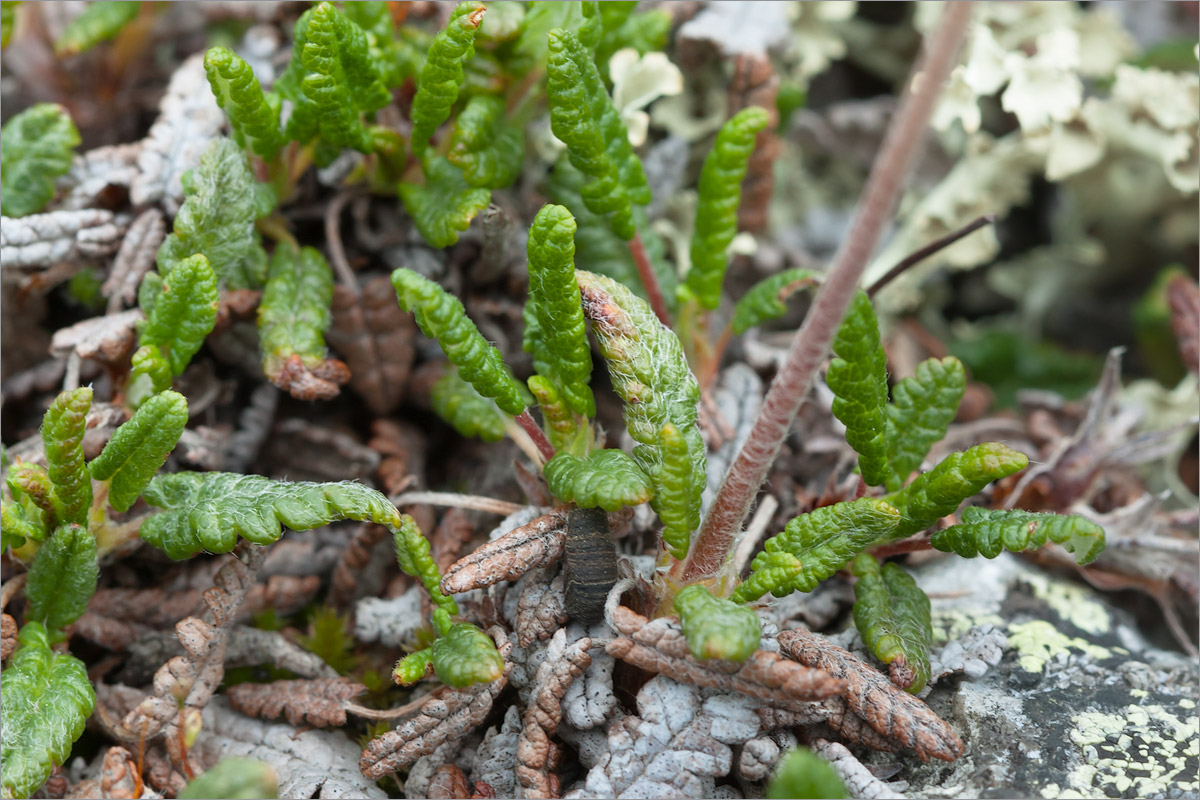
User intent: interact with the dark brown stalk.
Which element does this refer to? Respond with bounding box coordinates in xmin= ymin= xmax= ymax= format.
xmin=628 ymin=232 xmax=672 ymax=327
xmin=682 ymin=3 xmax=974 ymax=582
xmin=866 ymin=214 xmax=995 ymax=298
xmin=515 ymin=409 xmax=556 ymax=462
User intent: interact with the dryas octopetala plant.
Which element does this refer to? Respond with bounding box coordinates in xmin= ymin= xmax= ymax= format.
xmin=0 ymin=2 xmax=1112 ymax=795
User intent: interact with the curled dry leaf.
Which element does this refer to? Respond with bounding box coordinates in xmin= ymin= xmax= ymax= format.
xmin=226 ymin=677 xmax=366 ymax=728
xmin=369 ymin=419 xmax=427 ymax=497
xmin=515 ymin=569 xmax=569 ymax=648
xmin=563 ymin=621 xmax=618 ymax=731
xmin=1167 ymin=273 xmax=1200 ymax=374
xmin=50 ymin=309 xmax=143 ymax=364
xmin=271 ymin=353 xmax=352 ymax=402
xmin=327 ymin=276 xmax=417 ymax=415
xmin=98 ymin=746 xmax=140 ymax=800
xmin=130 ymin=53 xmax=224 ymax=213
xmin=736 ymin=729 xmax=796 ymax=781
xmin=607 ymin=606 xmax=844 ymax=705
xmin=518 ymin=631 xmax=592 ymax=799
xmin=428 ymin=764 xmax=471 ymax=800
xmin=776 ymin=628 xmax=964 ymax=762
xmin=812 ymin=738 xmax=909 ymax=800
xmin=2 ymin=613 xmax=17 ymax=661
xmin=331 ymin=523 xmax=390 ymax=610
xmin=0 ymin=209 xmax=126 ymax=268
xmin=360 ymin=630 xmax=514 ymax=780
xmin=102 ymin=208 xmax=165 ymax=313
xmin=728 ymin=52 xmax=780 ymax=233
xmin=441 ymin=511 xmax=568 ymax=595
xmin=212 ymin=289 xmax=262 ymax=332
xmin=432 ymin=508 xmax=475 ymax=575
xmin=57 ymin=143 xmax=142 ymax=211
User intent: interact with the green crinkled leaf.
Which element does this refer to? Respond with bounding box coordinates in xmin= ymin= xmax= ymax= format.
xmin=179 ymin=758 xmax=278 ymax=800
xmin=476 ymin=0 xmax=524 ymax=43
xmin=258 ymin=245 xmax=338 ymax=381
xmin=139 ymin=254 xmax=219 ymax=377
xmin=156 ymin=138 xmax=269 ymax=289
xmin=577 ymin=271 xmax=704 ymax=557
xmin=730 ymin=550 xmax=802 ymax=607
xmin=886 ymin=443 xmax=1029 ymax=539
xmin=393 ymin=268 xmax=530 ymax=415
xmin=766 ymin=746 xmax=848 ymax=800
xmin=547 ymin=27 xmax=648 ymax=242
xmin=392 ymin=514 xmax=456 ymax=615
xmin=733 ymin=499 xmax=901 ymax=603
xmin=731 ymin=268 xmax=822 ymax=335
xmin=851 ymin=553 xmax=932 ymax=693
xmin=277 ymin=2 xmax=391 ymax=158
xmin=204 ymin=46 xmax=285 ymax=160
xmin=827 ymin=290 xmax=890 ymax=487
xmin=591 ymin=1 xmax=671 ymax=77
xmin=527 ymin=375 xmax=586 ymax=455
xmin=0 ymin=622 xmax=95 ymax=800
xmin=140 ymin=472 xmax=404 ymax=560
xmin=399 ymin=156 xmax=491 ymax=248
xmin=41 ymin=387 xmax=92 ymax=526
xmin=0 ymin=103 xmax=80 ymax=218
xmin=26 ymin=524 xmax=97 ymax=636
xmin=1 ymin=2 xmax=20 ymax=49
xmin=126 ymin=344 xmax=174 ymax=407
xmin=54 ymin=0 xmax=138 ymax=55
xmin=87 ymin=390 xmax=188 ymax=512
xmin=431 ymin=622 xmax=505 ymax=688
xmin=932 ymin=507 xmax=1106 ymax=565
xmin=508 ymin=1 xmax=582 ymax=76
xmin=544 ymin=449 xmax=652 ymax=511
xmin=2 ymin=500 xmax=43 ymax=551
xmin=524 ymin=203 xmax=594 ymax=417
xmin=447 ymin=94 xmax=524 ymax=189
xmin=674 ymin=584 xmax=761 ymax=662
xmin=684 ymin=107 xmax=771 ymax=310
xmin=411 ymin=1 xmax=485 ymax=158
xmin=393 ymin=647 xmax=434 ymax=685
xmin=6 ymin=464 xmax=58 ymax=532
xmin=341 ymin=1 xmax=406 ymax=88
xmin=885 ymin=356 xmax=966 ymax=492
xmin=431 ymin=367 xmax=506 ymax=443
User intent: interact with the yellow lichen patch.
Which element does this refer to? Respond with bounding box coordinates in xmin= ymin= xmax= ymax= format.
xmin=1006 ymin=620 xmax=1112 ymax=672
xmin=1022 ymin=573 xmax=1111 ymax=636
xmin=1063 ymin=704 xmax=1200 ymax=797
xmin=930 ymin=608 xmax=1006 ymax=645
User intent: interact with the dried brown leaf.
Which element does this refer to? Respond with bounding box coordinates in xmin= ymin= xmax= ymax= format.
xmin=428 ymin=764 xmax=471 ymax=800
xmin=212 ymin=288 xmax=261 ymax=332
xmin=369 ymin=419 xmax=427 ymax=497
xmin=441 ymin=511 xmax=568 ymax=594
xmin=360 ymin=630 xmax=514 ymax=779
xmin=72 ymin=612 xmax=152 ymax=652
xmin=776 ymin=628 xmax=963 ymax=762
xmin=50 ymin=308 xmax=143 ymax=363
xmin=607 ymin=606 xmax=845 ymax=704
xmin=1167 ymin=273 xmax=1200 ymax=374
xmin=102 ymin=207 xmax=164 ymax=313
xmin=2 ymin=613 xmax=17 ymax=661
xmin=515 ymin=570 xmax=569 ymax=647
xmin=226 ymin=677 xmax=366 ymax=728
xmin=270 ymin=353 xmax=351 ymax=402
xmin=432 ymin=507 xmax=475 ymax=575
xmin=327 ymin=276 xmax=416 ymax=415
xmin=330 ymin=523 xmax=390 ymax=609
xmin=728 ymin=52 xmax=780 ymax=233
xmin=98 ymin=746 xmax=140 ymax=800
xmin=517 ymin=632 xmax=592 ymax=799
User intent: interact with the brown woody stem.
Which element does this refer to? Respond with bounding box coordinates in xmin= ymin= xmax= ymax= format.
xmin=516 ymin=409 xmax=556 ymax=463
xmin=866 ymin=214 xmax=996 ymax=298
xmin=681 ymin=3 xmax=973 ymax=582
xmin=628 ymin=232 xmax=672 ymax=327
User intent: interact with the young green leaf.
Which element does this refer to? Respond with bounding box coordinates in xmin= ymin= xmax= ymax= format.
xmin=41 ymin=388 xmax=92 ymax=527
xmin=729 ymin=550 xmax=802 ymax=607
xmin=931 ymin=507 xmax=1106 ymax=565
xmin=766 ymin=746 xmax=848 ymax=800
xmin=156 ymin=138 xmax=269 ymax=289
xmin=139 ymin=254 xmax=219 ymax=377
xmin=178 ymin=758 xmax=278 ymax=800
xmin=448 ymin=94 xmax=524 ymax=190
xmin=0 ymin=622 xmax=95 ymax=800
xmin=393 ymin=647 xmax=434 ymax=685
xmin=2 ymin=499 xmax=43 ymax=551
xmin=392 ymin=268 xmax=531 ymax=415
xmin=87 ymin=390 xmax=188 ymax=512
xmin=54 ymin=0 xmax=138 ymax=55
xmin=730 ymin=268 xmax=822 ymax=335
xmin=827 ymin=290 xmax=890 ymax=487
xmin=546 ymin=27 xmax=648 ymax=241
xmin=25 ymin=524 xmax=98 ymax=636
xmin=525 ymin=203 xmax=594 ymax=417
xmin=577 ymin=271 xmax=705 ymax=557
xmin=126 ymin=344 xmax=174 ymax=405
xmin=886 ymin=443 xmax=1029 ymax=538
xmin=0 ymin=103 xmax=80 ymax=218
xmin=410 ymin=2 xmax=486 ymax=158
xmin=340 ymin=1 xmax=406 ymax=88
xmin=258 ymin=245 xmax=349 ymax=399
xmin=399 ymin=156 xmax=491 ymax=249
xmin=432 ymin=367 xmax=507 ymax=443
xmin=431 ymin=622 xmax=505 ymax=688
xmin=140 ymin=472 xmax=404 ymax=560
xmin=885 ymin=357 xmax=966 ymax=492
xmin=674 ymin=584 xmax=762 ymax=662
xmin=851 ymin=554 xmax=933 ymax=693
xmin=203 ymin=46 xmax=285 ymax=160
xmin=683 ymin=107 xmax=770 ymax=310
xmin=6 ymin=464 xmax=58 ymax=532
xmin=732 ymin=499 xmax=901 ymax=603
xmin=592 ymin=1 xmax=671 ymax=77
xmin=391 ymin=513 xmax=456 ymax=616
xmin=544 ymin=449 xmax=652 ymax=511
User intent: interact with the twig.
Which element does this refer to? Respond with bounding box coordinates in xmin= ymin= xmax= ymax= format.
xmin=62 ymin=352 xmax=81 ymax=392
xmin=325 ymin=187 xmax=366 ymax=289
xmin=515 ymin=408 xmax=556 ymax=462
xmin=732 ymin=494 xmax=778 ymax=576
xmin=682 ymin=3 xmax=973 ymax=582
xmin=391 ymin=491 xmax=525 ymax=517
xmin=866 ymin=214 xmax=995 ymax=298
xmin=0 ymin=574 xmax=27 ymax=611
xmin=628 ymin=232 xmax=672 ymax=327
xmin=345 ymin=693 xmax=436 ymax=721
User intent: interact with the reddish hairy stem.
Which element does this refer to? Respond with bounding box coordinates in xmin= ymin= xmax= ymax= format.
xmin=515 ymin=409 xmax=556 ymax=462
xmin=681 ymin=3 xmax=973 ymax=582
xmin=628 ymin=232 xmax=672 ymax=327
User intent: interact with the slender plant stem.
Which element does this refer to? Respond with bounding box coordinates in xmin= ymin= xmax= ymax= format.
xmin=866 ymin=214 xmax=995 ymax=298
xmin=681 ymin=3 xmax=974 ymax=582
xmin=515 ymin=408 xmax=556 ymax=462
xmin=325 ymin=187 xmax=367 ymax=289
xmin=390 ymin=491 xmax=525 ymax=516
xmin=628 ymin=231 xmax=672 ymax=326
